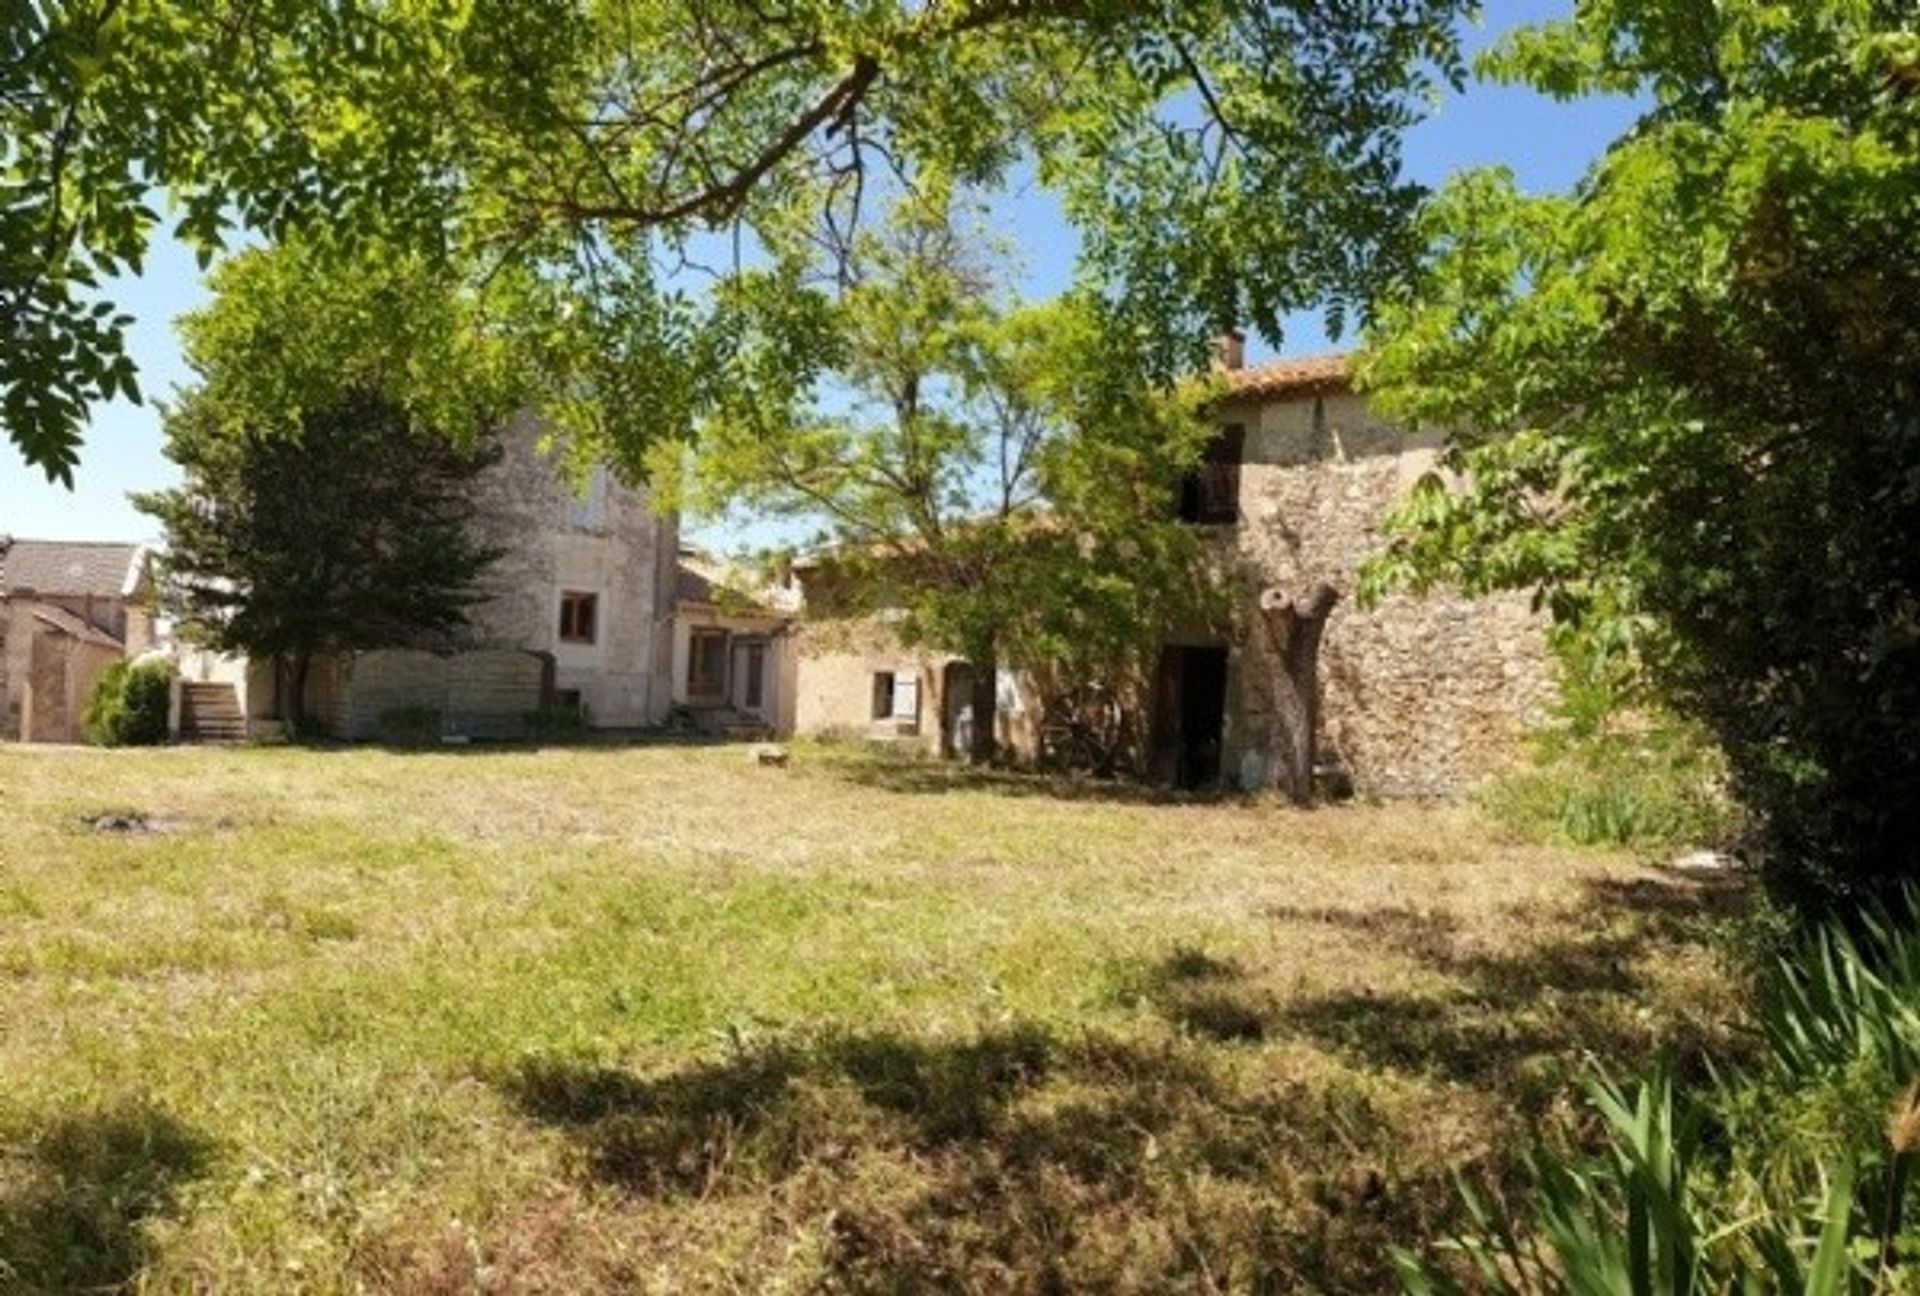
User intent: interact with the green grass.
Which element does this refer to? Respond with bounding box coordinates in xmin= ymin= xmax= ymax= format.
xmin=0 ymin=743 xmax=1744 ymax=1291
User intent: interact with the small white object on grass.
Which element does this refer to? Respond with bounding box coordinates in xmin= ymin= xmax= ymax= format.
xmin=752 ymin=743 xmax=790 ymax=768
xmin=1668 ymin=849 xmax=1737 ymax=876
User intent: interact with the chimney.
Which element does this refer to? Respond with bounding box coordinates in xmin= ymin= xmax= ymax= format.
xmin=1213 ymin=329 xmax=1245 ymax=372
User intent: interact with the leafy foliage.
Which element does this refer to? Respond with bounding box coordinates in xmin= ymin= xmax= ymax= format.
xmin=4 ymin=0 xmax=1470 ymax=481
xmin=1359 ymin=1 xmax=1920 ymax=916
xmin=82 ymin=658 xmax=171 ymax=747
xmin=133 ymin=246 xmax=508 ymax=733
xmin=662 ymin=196 xmax=1222 ymax=762
xmin=1396 ymin=898 xmax=1920 ymax=1293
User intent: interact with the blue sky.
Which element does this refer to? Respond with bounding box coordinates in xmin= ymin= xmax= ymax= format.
xmin=0 ymin=0 xmax=1637 ymax=547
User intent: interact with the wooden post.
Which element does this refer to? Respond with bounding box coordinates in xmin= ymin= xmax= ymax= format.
xmin=1259 ymin=582 xmax=1340 ymax=804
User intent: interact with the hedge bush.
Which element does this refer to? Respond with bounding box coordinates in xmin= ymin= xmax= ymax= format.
xmin=84 ymin=658 xmax=173 ymax=746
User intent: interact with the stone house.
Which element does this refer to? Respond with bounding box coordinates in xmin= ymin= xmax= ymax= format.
xmin=0 ymin=538 xmax=157 ymax=743
xmin=780 ymin=347 xmax=1553 ymax=794
xmin=1155 ymin=345 xmax=1554 ymax=794
xmin=181 ymin=424 xmax=682 ymax=738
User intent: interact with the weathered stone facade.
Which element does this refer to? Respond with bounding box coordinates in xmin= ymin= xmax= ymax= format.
xmin=457 ymin=424 xmax=679 ymax=728
xmin=1206 ymin=375 xmax=1555 ymax=795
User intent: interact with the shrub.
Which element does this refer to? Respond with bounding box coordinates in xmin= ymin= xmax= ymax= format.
xmin=376 ymin=706 xmax=442 ymax=746
xmin=83 ymin=659 xmax=173 ymax=747
xmin=1480 ymin=722 xmax=1738 ymax=850
xmin=1395 ymin=900 xmax=1920 ymax=1293
xmin=525 ymin=700 xmax=586 ymax=738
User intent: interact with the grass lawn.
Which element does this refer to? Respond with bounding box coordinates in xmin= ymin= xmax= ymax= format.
xmin=0 ymin=742 xmax=1743 ymax=1292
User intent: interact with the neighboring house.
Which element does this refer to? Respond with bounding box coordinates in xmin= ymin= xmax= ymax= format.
xmin=183 ymin=424 xmax=681 ymax=739
xmin=455 ymin=426 xmax=679 ymax=729
xmin=667 ymin=547 xmax=796 ymax=737
xmin=0 ymin=538 xmax=156 ymax=743
xmin=781 ymin=342 xmax=1553 ymax=794
xmin=788 ymin=557 xmax=1039 ymax=759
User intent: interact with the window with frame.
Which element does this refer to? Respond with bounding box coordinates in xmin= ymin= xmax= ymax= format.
xmin=688 ymin=628 xmax=728 ymax=699
xmin=871 ymin=671 xmax=896 ymax=720
xmin=1177 ymin=423 xmax=1244 ymax=524
xmin=558 ymin=591 xmax=598 ymax=644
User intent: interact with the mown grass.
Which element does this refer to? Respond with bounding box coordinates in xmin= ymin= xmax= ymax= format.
xmin=0 ymin=742 xmax=1745 ymax=1292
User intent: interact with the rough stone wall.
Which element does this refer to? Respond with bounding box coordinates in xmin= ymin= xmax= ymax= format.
xmin=316 ymin=648 xmax=545 ymax=740
xmin=458 ymin=422 xmax=676 ymax=727
xmin=1218 ymin=388 xmax=1555 ymax=796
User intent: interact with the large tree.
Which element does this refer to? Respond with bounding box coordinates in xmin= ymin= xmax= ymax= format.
xmin=1358 ymin=1 xmax=1920 ymax=915
xmin=133 ymin=244 xmax=514 ymax=732
xmin=6 ymin=1 xmax=1469 ymax=481
xmin=665 ymin=198 xmax=1219 ymax=764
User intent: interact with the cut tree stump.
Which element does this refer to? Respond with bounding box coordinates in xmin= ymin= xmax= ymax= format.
xmin=1259 ymin=582 xmax=1340 ymax=805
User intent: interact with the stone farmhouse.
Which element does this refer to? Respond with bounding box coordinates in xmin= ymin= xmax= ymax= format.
xmin=783 ymin=344 xmax=1555 ymax=795
xmin=176 ymin=424 xmax=792 ymax=740
xmin=0 ymin=538 xmax=157 ymax=744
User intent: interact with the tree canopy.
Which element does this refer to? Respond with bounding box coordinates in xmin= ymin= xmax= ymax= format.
xmin=133 ymin=246 xmax=510 ymax=731
xmin=663 ymin=196 xmax=1221 ymax=764
xmin=5 ymin=0 xmax=1470 ymax=480
xmin=1358 ymin=0 xmax=1920 ymax=915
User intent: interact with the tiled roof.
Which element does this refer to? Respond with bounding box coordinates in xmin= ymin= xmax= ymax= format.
xmin=675 ymin=553 xmax=794 ymax=618
xmin=30 ymin=601 xmax=123 ymax=649
xmin=0 ymin=538 xmax=145 ymax=597
xmin=1219 ymin=353 xmax=1351 ymax=400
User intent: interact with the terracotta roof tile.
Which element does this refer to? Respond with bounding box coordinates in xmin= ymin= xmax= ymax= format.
xmin=1219 ymin=353 xmax=1351 ymax=400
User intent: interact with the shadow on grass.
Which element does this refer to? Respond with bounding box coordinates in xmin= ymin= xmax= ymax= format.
xmin=498 ymin=1023 xmax=1443 ymax=1289
xmin=491 ymin=874 xmax=1745 ymax=1288
xmin=1257 ymin=874 xmax=1750 ymax=1097
xmin=822 ymin=751 xmax=1240 ymax=806
xmin=0 ymin=1102 xmax=212 ymax=1292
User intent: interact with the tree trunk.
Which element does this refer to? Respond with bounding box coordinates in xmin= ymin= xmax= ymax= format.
xmin=286 ymin=652 xmax=313 ymax=739
xmin=1259 ymin=583 xmax=1340 ymax=804
xmin=969 ymin=641 xmax=999 ymax=766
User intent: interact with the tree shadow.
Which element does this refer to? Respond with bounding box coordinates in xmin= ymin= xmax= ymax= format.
xmin=822 ymin=752 xmax=1240 ymax=806
xmin=495 ymin=1023 xmax=1451 ymax=1290
xmin=0 ymin=1102 xmax=213 ymax=1293
xmin=1268 ymin=874 xmax=1748 ymax=1098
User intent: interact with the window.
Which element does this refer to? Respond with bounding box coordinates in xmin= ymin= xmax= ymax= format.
xmin=558 ymin=591 xmax=598 ymax=643
xmin=1177 ymin=423 xmax=1244 ymax=524
xmin=743 ymin=642 xmax=767 ymax=709
xmin=689 ymin=628 xmax=728 ymax=699
xmin=873 ymin=668 xmax=919 ymax=730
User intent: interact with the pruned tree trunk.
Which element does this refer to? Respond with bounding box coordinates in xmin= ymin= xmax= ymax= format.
xmin=286 ymin=652 xmax=313 ymax=739
xmin=1259 ymin=583 xmax=1340 ymax=804
xmin=969 ymin=642 xmax=999 ymax=766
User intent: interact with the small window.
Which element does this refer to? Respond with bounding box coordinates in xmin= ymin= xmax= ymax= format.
xmin=689 ymin=628 xmax=728 ymax=699
xmin=558 ymin=591 xmax=598 ymax=643
xmin=871 ymin=671 xmax=896 ymax=720
xmin=1178 ymin=424 xmax=1244 ymax=524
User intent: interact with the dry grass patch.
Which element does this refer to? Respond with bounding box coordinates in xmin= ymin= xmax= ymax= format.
xmin=0 ymin=742 xmax=1745 ymax=1291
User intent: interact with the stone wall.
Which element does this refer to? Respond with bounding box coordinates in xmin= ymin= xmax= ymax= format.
xmin=458 ymin=421 xmax=677 ymax=727
xmin=310 ymin=648 xmax=546 ymax=740
xmin=1215 ymin=388 xmax=1555 ymax=795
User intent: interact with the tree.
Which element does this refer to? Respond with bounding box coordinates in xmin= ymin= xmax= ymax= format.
xmin=1357 ymin=1 xmax=1920 ymax=915
xmin=5 ymin=1 xmax=1470 ymax=483
xmin=664 ymin=198 xmax=1219 ymax=764
xmin=133 ymin=246 xmax=513 ymax=733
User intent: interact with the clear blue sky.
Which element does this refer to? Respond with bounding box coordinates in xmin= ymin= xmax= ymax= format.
xmin=0 ymin=1 xmax=1637 ymax=547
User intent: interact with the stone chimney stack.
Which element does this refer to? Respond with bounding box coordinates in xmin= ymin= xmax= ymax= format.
xmin=1213 ymin=329 xmax=1246 ymax=371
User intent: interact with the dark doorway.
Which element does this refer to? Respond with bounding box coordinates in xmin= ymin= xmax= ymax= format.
xmin=1153 ymin=645 xmax=1229 ymax=789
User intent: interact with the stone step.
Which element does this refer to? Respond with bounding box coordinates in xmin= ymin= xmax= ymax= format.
xmin=179 ymin=682 xmax=245 ymax=743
